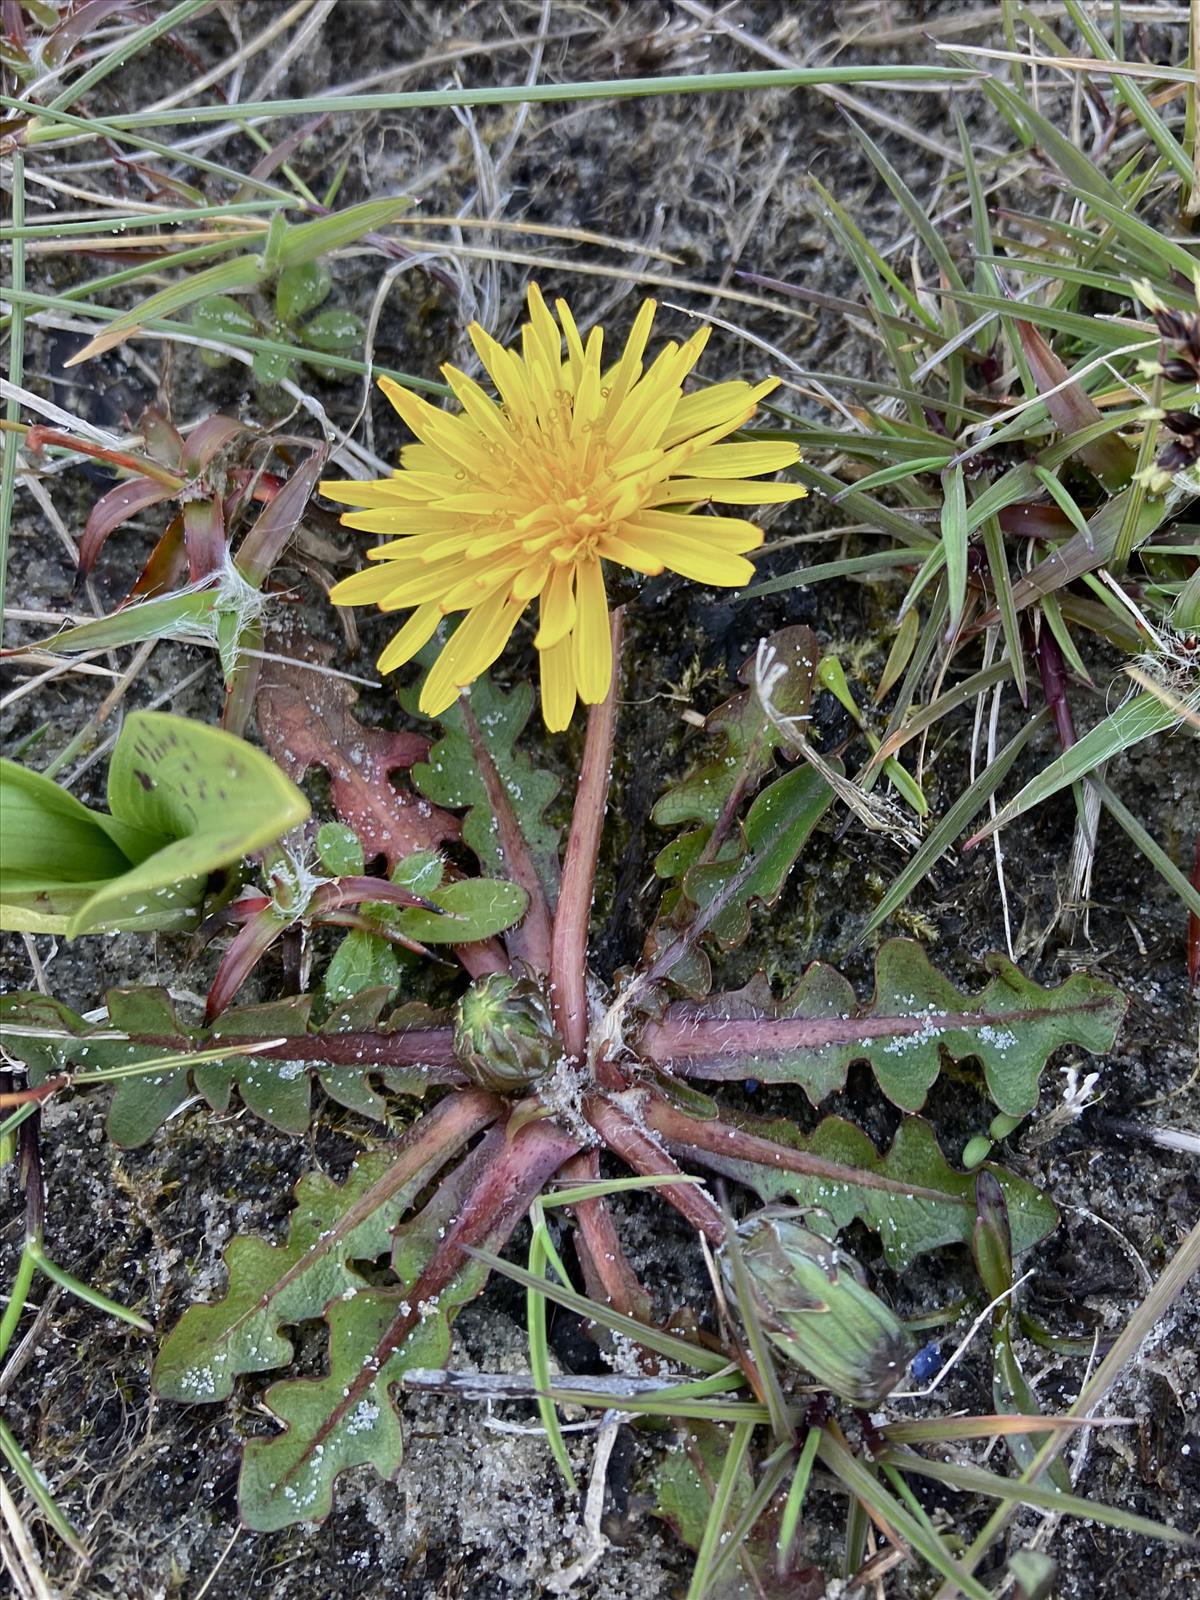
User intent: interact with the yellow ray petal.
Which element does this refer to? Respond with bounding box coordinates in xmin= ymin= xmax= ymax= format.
xmin=634 ymin=509 xmax=764 ymax=551
xmin=376 ymin=602 xmax=442 ymax=674
xmin=318 ymin=475 xmax=426 ymax=509
xmin=646 ymin=477 xmax=807 ymax=507
xmin=438 ymin=562 xmax=524 ymax=613
xmin=556 ymin=297 xmax=590 ymax=386
xmin=620 ymin=523 xmax=757 ymax=586
xmin=440 ymin=363 xmax=516 ymax=450
xmin=684 ymin=441 xmax=802 ymax=476
xmin=329 ymin=564 xmax=411 ymax=606
xmin=419 ymin=590 xmax=527 ymax=715
xmin=466 ymin=323 xmax=537 ymax=426
xmin=660 ymin=377 xmax=777 ymax=449
xmin=525 ymin=282 xmax=564 ymax=377
xmin=512 ymin=553 xmax=554 ymax=601
xmin=539 ymin=635 xmax=576 ymax=732
xmin=534 ymin=561 xmax=576 ymax=649
xmin=572 ymin=557 xmax=612 ymax=703
xmin=601 ymin=296 xmax=656 ymax=413
xmin=596 ymin=534 xmax=665 ymax=576
xmin=341 ymin=507 xmax=469 ymax=536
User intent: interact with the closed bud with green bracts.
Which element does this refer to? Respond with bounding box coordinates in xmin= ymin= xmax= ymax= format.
xmin=453 ymin=970 xmax=561 ymax=1091
xmin=720 ymin=1206 xmax=911 ymax=1406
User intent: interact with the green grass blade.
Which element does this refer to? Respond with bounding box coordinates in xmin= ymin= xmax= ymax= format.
xmin=881 ymin=1449 xmax=1191 ymax=1543
xmin=969 ymin=691 xmax=1197 ymax=844
xmin=980 ymin=517 xmax=1027 ymax=701
xmin=974 ymin=69 xmax=1121 ymax=207
xmin=704 ymin=1444 xmax=795 ymax=1592
xmin=817 ymin=1430 xmax=993 ymax=1600
xmin=686 ymin=1420 xmax=755 ymax=1600
xmin=29 ymin=67 xmax=980 ymax=137
xmin=0 ymin=148 xmax=24 ymax=645
xmin=45 ymin=0 xmax=214 ymax=112
xmin=941 ymin=464 xmax=969 ymax=637
xmin=468 ymin=1248 xmax=729 ymax=1373
xmin=1062 ymin=0 xmax=1192 ymax=184
xmin=1090 ymin=777 xmax=1200 ymax=919
xmin=526 ymin=1204 xmax=577 ymax=1493
xmin=2 ymin=91 xmax=294 ymax=201
xmin=0 ymin=1417 xmax=85 ymax=1554
xmin=743 ymin=549 xmax=920 ymax=601
xmin=776 ymin=1428 xmax=821 ymax=1575
xmin=861 ymin=709 xmax=1052 ymax=940
xmin=869 ymin=659 xmax=1014 ymax=773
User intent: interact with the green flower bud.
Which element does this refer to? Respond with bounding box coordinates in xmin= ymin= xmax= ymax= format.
xmin=453 ymin=970 xmax=561 ymax=1091
xmin=721 ymin=1207 xmax=910 ymax=1406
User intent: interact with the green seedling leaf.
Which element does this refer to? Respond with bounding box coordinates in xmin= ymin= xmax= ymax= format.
xmin=276 ymin=260 xmax=331 ymax=322
xmin=322 ymin=929 xmax=401 ymax=1006
xmin=392 ymin=875 xmax=528 ymax=945
xmin=413 ymin=674 xmax=561 ymax=902
xmin=653 ymin=1419 xmax=754 ymax=1554
xmin=315 ymin=821 xmax=364 ymax=876
xmin=698 ymin=1114 xmax=1056 ymax=1270
xmin=69 ymin=711 xmax=310 ymax=936
xmin=639 ymin=938 xmax=1125 ymax=1116
xmin=68 ymin=198 xmax=412 ymax=364
xmin=190 ymin=292 xmax=257 ymax=359
xmin=652 ymin=1427 xmax=755 ymax=1548
xmin=251 ymin=346 xmax=293 ymax=388
xmin=302 ymin=306 xmax=363 ymax=357
xmin=0 ymin=758 xmax=169 ymax=933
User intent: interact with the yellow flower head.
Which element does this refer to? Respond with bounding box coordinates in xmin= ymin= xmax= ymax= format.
xmin=321 ymin=285 xmax=806 ymax=729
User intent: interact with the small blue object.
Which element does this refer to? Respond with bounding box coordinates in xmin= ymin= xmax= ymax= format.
xmin=911 ymin=1341 xmax=943 ymax=1381
xmin=744 ymin=1078 xmax=760 ymax=1093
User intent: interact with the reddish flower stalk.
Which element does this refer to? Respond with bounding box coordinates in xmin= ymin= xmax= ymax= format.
xmin=550 ymin=607 xmax=624 ymax=1062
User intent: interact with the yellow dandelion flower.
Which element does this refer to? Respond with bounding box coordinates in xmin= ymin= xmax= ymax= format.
xmin=321 ymin=284 xmax=806 ymax=730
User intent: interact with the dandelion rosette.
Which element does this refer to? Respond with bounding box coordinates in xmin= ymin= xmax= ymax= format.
xmin=321 ymin=285 xmax=805 ymax=728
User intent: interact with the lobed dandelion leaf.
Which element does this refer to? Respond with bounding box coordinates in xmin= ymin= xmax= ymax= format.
xmin=639 ymin=938 xmax=1125 ymax=1115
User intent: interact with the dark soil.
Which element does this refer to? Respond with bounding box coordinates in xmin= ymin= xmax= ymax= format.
xmin=2 ymin=4 xmax=1197 ymax=1598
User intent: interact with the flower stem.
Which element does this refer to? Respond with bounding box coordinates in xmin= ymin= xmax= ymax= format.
xmin=550 ymin=607 xmax=623 ymax=1063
